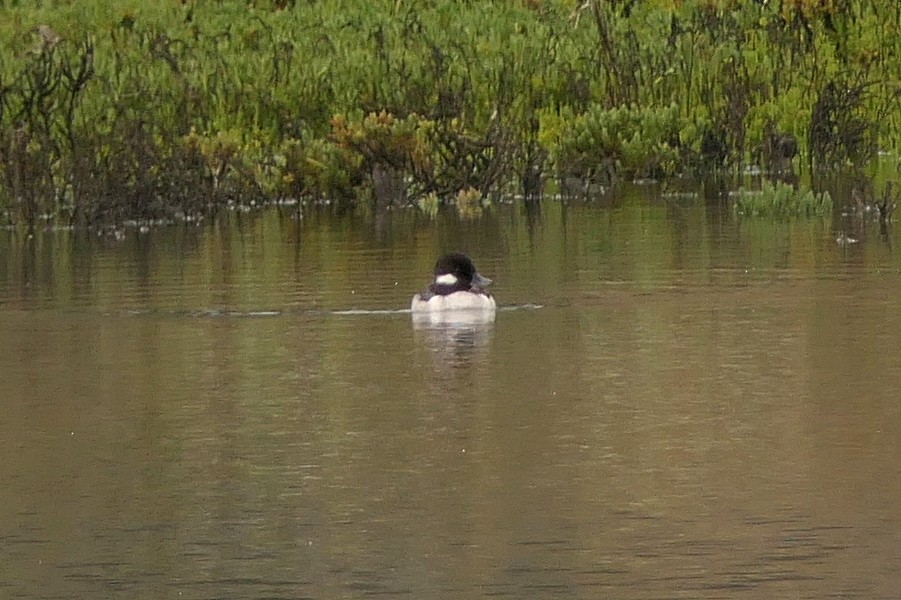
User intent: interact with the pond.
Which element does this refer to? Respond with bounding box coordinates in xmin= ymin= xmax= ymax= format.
xmin=1 ymin=185 xmax=899 ymax=599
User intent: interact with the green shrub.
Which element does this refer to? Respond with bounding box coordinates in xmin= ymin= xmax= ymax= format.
xmin=732 ymin=181 xmax=833 ymax=217
xmin=540 ymin=103 xmax=681 ymax=181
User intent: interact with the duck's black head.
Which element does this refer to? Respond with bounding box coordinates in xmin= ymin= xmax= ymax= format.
xmin=431 ymin=253 xmax=492 ymax=294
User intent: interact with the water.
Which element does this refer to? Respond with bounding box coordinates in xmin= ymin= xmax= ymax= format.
xmin=1 ymin=190 xmax=900 ymax=599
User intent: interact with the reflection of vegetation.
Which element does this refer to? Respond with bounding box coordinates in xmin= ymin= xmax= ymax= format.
xmin=733 ymin=181 xmax=833 ymax=218
xmin=1 ymin=0 xmax=900 ymax=226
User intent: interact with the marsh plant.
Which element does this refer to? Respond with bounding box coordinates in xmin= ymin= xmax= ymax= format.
xmin=732 ymin=181 xmax=833 ymax=218
xmin=1 ymin=0 xmax=900 ymax=226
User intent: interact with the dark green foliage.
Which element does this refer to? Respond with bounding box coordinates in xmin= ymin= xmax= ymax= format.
xmin=809 ymin=81 xmax=877 ymax=169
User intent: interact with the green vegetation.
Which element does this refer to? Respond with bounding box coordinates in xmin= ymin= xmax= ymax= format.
xmin=1 ymin=0 xmax=900 ymax=226
xmin=732 ymin=180 xmax=833 ymax=217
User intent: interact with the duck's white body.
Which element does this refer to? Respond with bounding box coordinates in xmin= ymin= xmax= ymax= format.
xmin=410 ymin=290 xmax=497 ymax=313
xmin=410 ymin=254 xmax=496 ymax=323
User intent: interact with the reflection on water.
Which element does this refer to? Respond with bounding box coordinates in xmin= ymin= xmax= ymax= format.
xmin=1 ymin=191 xmax=900 ymax=599
xmin=413 ymin=321 xmax=495 ymax=375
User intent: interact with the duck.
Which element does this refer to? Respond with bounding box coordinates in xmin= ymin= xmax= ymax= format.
xmin=411 ymin=253 xmax=496 ymax=313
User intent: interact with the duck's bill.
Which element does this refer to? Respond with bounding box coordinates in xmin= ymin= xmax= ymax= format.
xmin=473 ymin=273 xmax=493 ymax=287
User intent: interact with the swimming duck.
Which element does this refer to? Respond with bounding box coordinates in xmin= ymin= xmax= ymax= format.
xmin=411 ymin=253 xmax=496 ymax=313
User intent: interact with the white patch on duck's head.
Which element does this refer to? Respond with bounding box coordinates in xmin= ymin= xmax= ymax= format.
xmin=435 ymin=273 xmax=458 ymax=285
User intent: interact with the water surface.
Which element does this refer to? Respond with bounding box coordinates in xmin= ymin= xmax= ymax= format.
xmin=1 ymin=189 xmax=899 ymax=599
